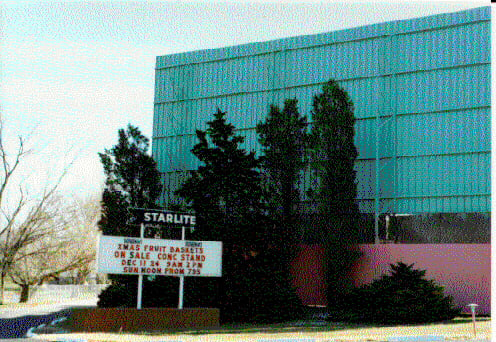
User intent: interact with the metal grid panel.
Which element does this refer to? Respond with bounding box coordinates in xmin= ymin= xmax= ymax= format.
xmin=394 ymin=65 xmax=490 ymax=115
xmin=391 ymin=21 xmax=490 ymax=74
xmin=396 ymin=108 xmax=490 ymax=156
xmin=152 ymin=7 xmax=490 ymax=214
xmin=396 ymin=153 xmax=489 ymax=198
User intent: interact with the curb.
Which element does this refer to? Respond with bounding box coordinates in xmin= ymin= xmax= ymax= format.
xmin=25 ymin=316 xmax=69 ymax=338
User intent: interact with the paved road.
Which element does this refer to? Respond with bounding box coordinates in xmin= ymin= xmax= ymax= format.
xmin=0 ymin=309 xmax=68 ymax=339
xmin=0 ymin=300 xmax=96 ymax=339
xmin=0 ymin=339 xmax=47 ymax=342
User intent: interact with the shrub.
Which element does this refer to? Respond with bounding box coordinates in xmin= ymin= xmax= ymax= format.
xmin=219 ymin=249 xmax=304 ymax=324
xmin=330 ymin=262 xmax=460 ymax=324
xmin=97 ymin=283 xmax=136 ymax=308
xmin=98 ymin=277 xmax=178 ymax=308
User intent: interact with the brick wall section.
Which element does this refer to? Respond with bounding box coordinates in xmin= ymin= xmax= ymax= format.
xmin=69 ymin=308 xmax=220 ymax=332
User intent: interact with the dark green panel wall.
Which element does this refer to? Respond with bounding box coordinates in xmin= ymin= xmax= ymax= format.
xmin=152 ymin=7 xmax=490 ymax=216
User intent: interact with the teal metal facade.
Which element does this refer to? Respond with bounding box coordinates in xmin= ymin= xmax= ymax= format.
xmin=152 ymin=8 xmax=490 ymax=232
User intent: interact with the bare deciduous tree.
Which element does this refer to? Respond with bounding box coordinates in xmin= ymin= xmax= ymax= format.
xmin=8 ymin=195 xmax=99 ymax=302
xmin=0 ymin=119 xmax=33 ymax=303
xmin=0 ymin=119 xmax=95 ymax=303
xmin=62 ymin=194 xmax=101 ymax=284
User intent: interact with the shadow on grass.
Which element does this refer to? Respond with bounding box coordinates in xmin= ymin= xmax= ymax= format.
xmin=149 ymin=321 xmax=364 ymax=336
xmin=437 ymin=317 xmax=490 ymax=325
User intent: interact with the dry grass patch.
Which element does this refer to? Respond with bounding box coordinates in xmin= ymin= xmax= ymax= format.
xmin=36 ymin=317 xmax=490 ymax=342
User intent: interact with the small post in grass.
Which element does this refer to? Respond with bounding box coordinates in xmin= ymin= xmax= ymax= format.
xmin=467 ymin=303 xmax=478 ymax=337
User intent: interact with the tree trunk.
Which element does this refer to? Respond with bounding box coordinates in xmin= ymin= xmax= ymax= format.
xmin=19 ymin=284 xmax=30 ymax=303
xmin=0 ymin=272 xmax=5 ymax=305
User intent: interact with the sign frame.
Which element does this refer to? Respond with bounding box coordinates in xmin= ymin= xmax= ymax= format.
xmin=97 ymin=235 xmax=222 ymax=277
xmin=98 ymin=209 xmax=220 ymax=310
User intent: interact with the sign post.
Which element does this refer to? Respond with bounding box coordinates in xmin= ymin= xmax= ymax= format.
xmin=178 ymin=225 xmax=186 ymax=309
xmin=137 ymin=223 xmax=145 ymax=309
xmin=128 ymin=209 xmax=197 ymax=310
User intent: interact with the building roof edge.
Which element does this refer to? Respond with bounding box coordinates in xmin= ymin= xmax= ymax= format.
xmin=155 ymin=6 xmax=490 ymax=69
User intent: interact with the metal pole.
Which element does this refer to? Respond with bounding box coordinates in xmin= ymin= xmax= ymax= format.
xmin=137 ymin=274 xmax=143 ymax=310
xmin=178 ymin=276 xmax=184 ymax=309
xmin=385 ymin=215 xmax=390 ymax=241
xmin=178 ymin=226 xmax=185 ymax=309
xmin=472 ymin=310 xmax=476 ymax=338
xmin=374 ymin=127 xmax=380 ymax=244
xmin=137 ymin=223 xmax=145 ymax=310
xmin=468 ymin=303 xmax=478 ymax=337
xmin=374 ymin=80 xmax=381 ymax=245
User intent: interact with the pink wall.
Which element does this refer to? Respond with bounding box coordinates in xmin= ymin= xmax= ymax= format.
xmin=352 ymin=244 xmax=491 ymax=315
xmin=291 ymin=244 xmax=490 ymax=315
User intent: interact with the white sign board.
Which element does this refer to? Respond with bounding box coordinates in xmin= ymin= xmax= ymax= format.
xmin=97 ymin=235 xmax=222 ymax=277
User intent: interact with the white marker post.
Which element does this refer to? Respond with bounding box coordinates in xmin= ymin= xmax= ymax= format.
xmin=137 ymin=223 xmax=145 ymax=310
xmin=178 ymin=225 xmax=185 ymax=309
xmin=467 ymin=303 xmax=479 ymax=337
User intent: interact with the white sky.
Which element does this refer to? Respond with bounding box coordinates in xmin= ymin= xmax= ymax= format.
xmin=0 ymin=0 xmax=488 ymax=199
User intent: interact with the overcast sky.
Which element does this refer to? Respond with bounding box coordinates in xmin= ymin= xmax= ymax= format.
xmin=0 ymin=1 xmax=488 ymax=199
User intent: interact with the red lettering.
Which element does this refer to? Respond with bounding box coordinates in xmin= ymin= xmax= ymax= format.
xmin=114 ymin=251 xmax=126 ymax=258
xmin=122 ymin=260 xmax=137 ymax=266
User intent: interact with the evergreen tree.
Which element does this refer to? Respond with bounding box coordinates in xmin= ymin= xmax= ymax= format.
xmin=177 ymin=109 xmax=302 ymax=322
xmin=256 ymin=98 xmax=308 ymax=244
xmin=177 ymin=109 xmax=265 ymax=243
xmin=255 ymin=99 xmax=308 ymax=321
xmin=97 ymin=124 xmax=173 ymax=308
xmin=334 ymin=262 xmax=460 ymax=324
xmin=309 ymin=80 xmax=361 ymax=303
xmin=98 ymin=124 xmax=162 ymax=237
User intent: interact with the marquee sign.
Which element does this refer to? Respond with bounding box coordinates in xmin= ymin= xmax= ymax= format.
xmin=97 ymin=235 xmax=222 ymax=277
xmin=129 ymin=208 xmax=196 ymax=226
